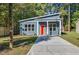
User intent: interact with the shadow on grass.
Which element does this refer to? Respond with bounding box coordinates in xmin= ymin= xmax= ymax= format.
xmin=61 ymin=32 xmax=67 ymax=35
xmin=0 ymin=37 xmax=37 ymax=51
xmin=0 ymin=42 xmax=9 ymax=51
xmin=77 ymin=38 xmax=79 ymax=40
xmin=35 ymin=36 xmax=49 ymax=44
xmin=13 ymin=37 xmax=37 ymax=47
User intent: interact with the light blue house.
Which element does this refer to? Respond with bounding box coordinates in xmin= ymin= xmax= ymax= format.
xmin=19 ymin=13 xmax=61 ymax=36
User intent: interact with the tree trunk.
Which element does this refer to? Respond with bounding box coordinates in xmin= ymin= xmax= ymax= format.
xmin=61 ymin=17 xmax=64 ymax=32
xmin=68 ymin=4 xmax=71 ymax=32
xmin=8 ymin=3 xmax=13 ymax=49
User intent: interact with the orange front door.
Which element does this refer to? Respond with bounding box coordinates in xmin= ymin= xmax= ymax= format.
xmin=40 ymin=23 xmax=44 ymax=35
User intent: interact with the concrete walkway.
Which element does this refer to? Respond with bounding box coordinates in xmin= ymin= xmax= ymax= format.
xmin=27 ymin=36 xmax=79 ymax=55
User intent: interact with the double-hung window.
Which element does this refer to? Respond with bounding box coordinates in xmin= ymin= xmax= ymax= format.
xmin=28 ymin=24 xmax=31 ymax=31
xmin=25 ymin=24 xmax=27 ymax=31
xmin=32 ymin=24 xmax=34 ymax=31
xmin=25 ymin=24 xmax=34 ymax=31
xmin=53 ymin=23 xmax=56 ymax=31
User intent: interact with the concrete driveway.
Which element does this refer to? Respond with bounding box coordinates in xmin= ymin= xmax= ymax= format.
xmin=27 ymin=36 xmax=79 ymax=55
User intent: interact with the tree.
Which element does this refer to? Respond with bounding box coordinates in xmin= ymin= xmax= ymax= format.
xmin=71 ymin=11 xmax=79 ymax=30
xmin=12 ymin=3 xmax=46 ymax=34
xmin=8 ymin=3 xmax=13 ymax=49
xmin=68 ymin=4 xmax=71 ymax=32
xmin=70 ymin=3 xmax=79 ymax=31
xmin=45 ymin=3 xmax=55 ymax=14
xmin=59 ymin=6 xmax=68 ymax=32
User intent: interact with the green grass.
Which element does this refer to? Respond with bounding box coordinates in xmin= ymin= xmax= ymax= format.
xmin=0 ymin=35 xmax=37 ymax=55
xmin=61 ymin=32 xmax=79 ymax=47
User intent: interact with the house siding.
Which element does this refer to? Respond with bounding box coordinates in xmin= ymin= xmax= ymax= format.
xmin=19 ymin=13 xmax=61 ymax=36
xmin=20 ymin=22 xmax=37 ymax=35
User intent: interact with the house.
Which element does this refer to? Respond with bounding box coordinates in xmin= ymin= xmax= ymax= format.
xmin=76 ymin=19 xmax=79 ymax=33
xmin=19 ymin=13 xmax=61 ymax=36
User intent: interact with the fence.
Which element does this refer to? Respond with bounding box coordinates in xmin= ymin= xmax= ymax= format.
xmin=0 ymin=27 xmax=9 ymax=37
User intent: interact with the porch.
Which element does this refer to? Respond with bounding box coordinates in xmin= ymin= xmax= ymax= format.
xmin=36 ymin=20 xmax=61 ymax=36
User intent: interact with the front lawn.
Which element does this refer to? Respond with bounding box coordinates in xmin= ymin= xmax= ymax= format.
xmin=0 ymin=35 xmax=37 ymax=55
xmin=61 ymin=32 xmax=79 ymax=47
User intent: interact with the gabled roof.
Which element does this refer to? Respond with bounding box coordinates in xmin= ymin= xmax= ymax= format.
xmin=19 ymin=13 xmax=60 ymax=22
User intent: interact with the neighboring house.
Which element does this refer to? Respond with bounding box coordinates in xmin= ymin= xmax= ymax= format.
xmin=19 ymin=13 xmax=61 ymax=36
xmin=76 ymin=20 xmax=79 ymax=33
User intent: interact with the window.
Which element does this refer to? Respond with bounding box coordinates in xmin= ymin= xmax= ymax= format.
xmin=53 ymin=27 xmax=56 ymax=31
xmin=32 ymin=24 xmax=34 ymax=31
xmin=53 ymin=24 xmax=56 ymax=27
xmin=28 ymin=24 xmax=31 ymax=31
xmin=25 ymin=24 xmax=27 ymax=31
xmin=49 ymin=24 xmax=52 ymax=27
xmin=25 ymin=24 xmax=27 ymax=27
xmin=53 ymin=24 xmax=56 ymax=31
xmin=25 ymin=29 xmax=27 ymax=31
xmin=22 ymin=28 xmax=24 ymax=31
xmin=25 ymin=24 xmax=34 ymax=31
xmin=50 ymin=27 xmax=52 ymax=31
